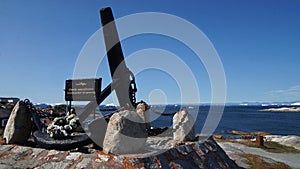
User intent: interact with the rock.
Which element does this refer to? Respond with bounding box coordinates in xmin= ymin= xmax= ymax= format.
xmin=66 ymin=152 xmax=81 ymax=161
xmin=213 ymin=135 xmax=224 ymax=140
xmin=0 ymin=137 xmax=240 ymax=168
xmin=51 ymin=104 xmax=67 ymax=117
xmin=231 ymin=130 xmax=247 ymax=135
xmin=136 ymin=101 xmax=150 ymax=130
xmin=232 ymin=130 xmax=270 ymax=137
xmin=173 ymin=108 xmax=195 ymax=142
xmin=40 ymin=161 xmax=69 ymax=169
xmin=76 ymin=158 xmax=92 ymax=168
xmin=251 ymin=131 xmax=270 ymax=136
xmin=240 ymin=135 xmax=254 ymax=139
xmin=103 ymin=110 xmax=147 ymax=154
xmin=0 ymin=102 xmax=16 ymax=109
xmin=0 ymin=108 xmax=11 ymax=119
xmin=3 ymin=101 xmax=32 ymax=144
xmin=0 ymin=102 xmax=16 ymax=120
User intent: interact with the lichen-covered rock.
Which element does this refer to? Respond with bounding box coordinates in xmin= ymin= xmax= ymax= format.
xmin=103 ymin=110 xmax=147 ymax=154
xmin=3 ymin=101 xmax=32 ymax=144
xmin=0 ymin=137 xmax=240 ymax=168
xmin=173 ymin=108 xmax=196 ymax=142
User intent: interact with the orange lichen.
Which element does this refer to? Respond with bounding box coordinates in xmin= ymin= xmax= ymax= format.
xmin=121 ymin=157 xmax=136 ymax=169
xmin=95 ymin=150 xmax=106 ymax=155
xmin=0 ymin=139 xmax=6 ymax=145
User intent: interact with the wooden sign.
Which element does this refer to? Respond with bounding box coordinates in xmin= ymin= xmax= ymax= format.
xmin=65 ymin=78 xmax=101 ymax=101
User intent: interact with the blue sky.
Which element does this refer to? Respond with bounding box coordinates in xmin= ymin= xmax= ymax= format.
xmin=1 ymin=0 xmax=300 ymax=104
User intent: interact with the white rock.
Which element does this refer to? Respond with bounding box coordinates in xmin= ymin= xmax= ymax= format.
xmin=173 ymin=108 xmax=195 ymax=142
xmin=3 ymin=101 xmax=32 ymax=144
xmin=103 ymin=110 xmax=147 ymax=154
xmin=136 ymin=102 xmax=150 ymax=130
xmin=66 ymin=152 xmax=81 ymax=161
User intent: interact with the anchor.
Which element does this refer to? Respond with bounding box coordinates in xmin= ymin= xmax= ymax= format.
xmin=67 ymin=7 xmax=138 ymax=121
xmin=33 ymin=7 xmax=141 ymax=150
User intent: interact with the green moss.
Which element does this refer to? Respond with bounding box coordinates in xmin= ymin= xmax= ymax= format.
xmin=240 ymin=141 xmax=300 ymax=153
xmin=217 ymin=139 xmax=300 ymax=153
xmin=242 ymin=154 xmax=292 ymax=169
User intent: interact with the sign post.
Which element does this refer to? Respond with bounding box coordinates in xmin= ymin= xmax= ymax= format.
xmin=65 ymin=78 xmax=102 ymax=114
xmin=65 ymin=78 xmax=102 ymax=102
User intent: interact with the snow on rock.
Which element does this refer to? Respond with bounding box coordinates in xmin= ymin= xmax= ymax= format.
xmin=291 ymin=102 xmax=300 ymax=106
xmin=260 ymin=107 xmax=300 ymax=112
xmin=265 ymin=135 xmax=300 ymax=150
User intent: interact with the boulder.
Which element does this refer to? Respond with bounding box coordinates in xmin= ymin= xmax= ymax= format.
xmin=3 ymin=101 xmax=32 ymax=144
xmin=173 ymin=108 xmax=196 ymax=142
xmin=136 ymin=102 xmax=150 ymax=130
xmin=103 ymin=110 xmax=147 ymax=154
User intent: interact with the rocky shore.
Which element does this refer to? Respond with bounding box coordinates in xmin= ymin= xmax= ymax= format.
xmin=218 ymin=139 xmax=300 ymax=169
xmin=214 ymin=132 xmax=300 ymax=169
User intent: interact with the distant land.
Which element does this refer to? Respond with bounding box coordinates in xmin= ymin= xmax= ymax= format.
xmin=33 ymin=101 xmax=300 ymax=108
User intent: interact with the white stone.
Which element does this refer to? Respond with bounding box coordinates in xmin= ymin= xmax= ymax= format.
xmin=47 ymin=150 xmax=60 ymax=156
xmin=103 ymin=110 xmax=147 ymax=154
xmin=136 ymin=102 xmax=150 ymax=130
xmin=66 ymin=152 xmax=81 ymax=161
xmin=173 ymin=108 xmax=196 ymax=142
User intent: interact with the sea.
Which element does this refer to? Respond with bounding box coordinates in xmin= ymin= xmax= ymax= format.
xmin=36 ymin=102 xmax=300 ymax=137
xmin=99 ymin=104 xmax=300 ymax=137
